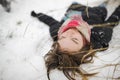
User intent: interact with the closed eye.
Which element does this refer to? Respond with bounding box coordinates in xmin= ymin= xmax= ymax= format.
xmin=71 ymin=38 xmax=79 ymax=44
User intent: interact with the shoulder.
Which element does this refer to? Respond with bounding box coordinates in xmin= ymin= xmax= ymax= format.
xmin=91 ymin=27 xmax=113 ymax=49
xmin=91 ymin=27 xmax=113 ymax=36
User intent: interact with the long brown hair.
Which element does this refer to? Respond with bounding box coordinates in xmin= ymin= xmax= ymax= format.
xmin=44 ymin=41 xmax=99 ymax=80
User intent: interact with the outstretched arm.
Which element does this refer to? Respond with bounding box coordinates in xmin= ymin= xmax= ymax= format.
xmin=91 ymin=5 xmax=120 ymax=49
xmin=31 ymin=11 xmax=62 ymax=41
xmin=105 ymin=5 xmax=120 ymax=27
xmin=31 ymin=11 xmax=60 ymax=27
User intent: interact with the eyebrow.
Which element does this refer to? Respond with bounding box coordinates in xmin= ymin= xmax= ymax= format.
xmin=59 ymin=36 xmax=66 ymax=40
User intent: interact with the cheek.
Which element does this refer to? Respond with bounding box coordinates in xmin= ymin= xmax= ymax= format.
xmin=58 ymin=33 xmax=66 ymax=39
xmin=76 ymin=34 xmax=84 ymax=43
xmin=58 ymin=38 xmax=72 ymax=48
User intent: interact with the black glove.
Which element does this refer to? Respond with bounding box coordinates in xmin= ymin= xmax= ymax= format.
xmin=31 ymin=11 xmax=44 ymax=17
xmin=31 ymin=11 xmax=37 ymax=17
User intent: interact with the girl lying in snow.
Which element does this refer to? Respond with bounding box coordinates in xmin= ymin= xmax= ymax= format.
xmin=31 ymin=2 xmax=120 ymax=80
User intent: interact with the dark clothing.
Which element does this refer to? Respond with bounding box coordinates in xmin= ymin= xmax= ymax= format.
xmin=31 ymin=3 xmax=120 ymax=49
xmin=0 ymin=0 xmax=11 ymax=12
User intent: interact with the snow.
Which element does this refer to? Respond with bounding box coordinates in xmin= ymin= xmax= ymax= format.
xmin=0 ymin=0 xmax=120 ymax=80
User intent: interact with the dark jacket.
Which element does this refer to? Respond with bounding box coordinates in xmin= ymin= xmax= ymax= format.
xmin=31 ymin=3 xmax=120 ymax=49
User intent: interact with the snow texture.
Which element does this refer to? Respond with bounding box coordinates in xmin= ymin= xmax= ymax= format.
xmin=0 ymin=0 xmax=120 ymax=80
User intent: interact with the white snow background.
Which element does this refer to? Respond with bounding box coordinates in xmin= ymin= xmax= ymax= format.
xmin=0 ymin=0 xmax=120 ymax=80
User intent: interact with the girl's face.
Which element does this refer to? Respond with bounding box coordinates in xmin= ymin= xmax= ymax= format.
xmin=58 ymin=28 xmax=85 ymax=54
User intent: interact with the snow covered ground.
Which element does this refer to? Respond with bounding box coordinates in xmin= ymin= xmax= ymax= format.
xmin=0 ymin=0 xmax=120 ymax=80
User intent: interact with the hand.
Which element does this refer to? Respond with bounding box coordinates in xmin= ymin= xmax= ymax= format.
xmin=31 ymin=11 xmax=37 ymax=17
xmin=31 ymin=11 xmax=43 ymax=17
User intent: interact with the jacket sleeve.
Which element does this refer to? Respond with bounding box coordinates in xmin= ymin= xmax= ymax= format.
xmin=105 ymin=5 xmax=120 ymax=27
xmin=91 ymin=5 xmax=120 ymax=49
xmin=91 ymin=27 xmax=113 ymax=49
xmin=31 ymin=11 xmax=62 ymax=41
xmin=31 ymin=11 xmax=60 ymax=27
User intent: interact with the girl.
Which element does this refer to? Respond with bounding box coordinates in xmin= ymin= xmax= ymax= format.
xmin=31 ymin=2 xmax=120 ymax=80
